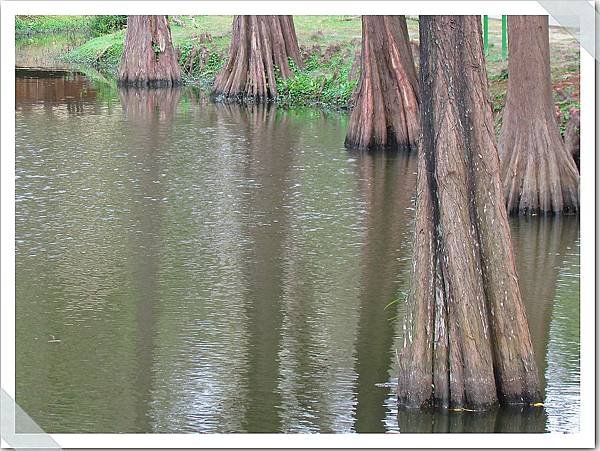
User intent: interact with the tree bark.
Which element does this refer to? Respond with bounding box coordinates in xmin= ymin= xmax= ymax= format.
xmin=397 ymin=15 xmax=541 ymax=411
xmin=344 ymin=16 xmax=419 ymax=151
xmin=211 ymin=16 xmax=302 ymax=102
xmin=563 ymin=109 xmax=580 ymax=171
xmin=498 ymin=16 xmax=579 ymax=215
xmin=118 ymin=16 xmax=181 ymax=88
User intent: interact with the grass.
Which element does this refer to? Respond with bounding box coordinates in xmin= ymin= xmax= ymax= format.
xmin=15 ymin=15 xmax=92 ymax=36
xmin=62 ymin=30 xmax=126 ymax=74
xmin=275 ymin=52 xmax=358 ymax=109
xmin=60 ymin=15 xmax=370 ymax=109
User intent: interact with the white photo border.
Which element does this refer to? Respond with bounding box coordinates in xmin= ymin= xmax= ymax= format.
xmin=1 ymin=1 xmax=594 ymax=448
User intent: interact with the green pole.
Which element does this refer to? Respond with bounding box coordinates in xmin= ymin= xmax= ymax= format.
xmin=483 ymin=15 xmax=489 ymax=56
xmin=502 ymin=15 xmax=508 ymax=60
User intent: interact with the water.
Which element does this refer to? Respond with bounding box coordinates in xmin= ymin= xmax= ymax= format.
xmin=15 ymin=67 xmax=580 ymax=433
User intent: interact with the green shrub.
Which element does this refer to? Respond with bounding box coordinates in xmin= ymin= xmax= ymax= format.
xmin=178 ymin=42 xmax=225 ymax=84
xmin=89 ymin=15 xmax=127 ymax=36
xmin=276 ymin=55 xmax=357 ymax=110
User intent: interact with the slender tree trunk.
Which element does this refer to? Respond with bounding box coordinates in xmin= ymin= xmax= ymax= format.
xmin=211 ymin=15 xmax=302 ymax=102
xmin=345 ymin=16 xmax=419 ymax=151
xmin=397 ymin=15 xmax=541 ymax=411
xmin=118 ymin=16 xmax=181 ymax=87
xmin=498 ymin=16 xmax=579 ymax=215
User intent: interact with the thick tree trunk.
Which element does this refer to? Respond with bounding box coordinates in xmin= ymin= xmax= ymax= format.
xmin=498 ymin=16 xmax=579 ymax=215
xmin=118 ymin=16 xmax=181 ymax=88
xmin=344 ymin=16 xmax=419 ymax=151
xmin=211 ymin=16 xmax=302 ymax=102
xmin=397 ymin=15 xmax=541 ymax=411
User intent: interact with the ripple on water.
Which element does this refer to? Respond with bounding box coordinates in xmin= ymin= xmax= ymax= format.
xmin=15 ymin=70 xmax=581 ymax=434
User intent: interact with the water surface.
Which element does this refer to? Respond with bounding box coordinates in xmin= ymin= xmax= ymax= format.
xmin=15 ymin=68 xmax=580 ymax=433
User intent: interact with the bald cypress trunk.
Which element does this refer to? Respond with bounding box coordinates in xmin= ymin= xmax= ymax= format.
xmin=398 ymin=15 xmax=541 ymax=411
xmin=211 ymin=15 xmax=302 ymax=102
xmin=564 ymin=109 xmax=580 ymax=171
xmin=118 ymin=16 xmax=181 ymax=87
xmin=345 ymin=16 xmax=419 ymax=151
xmin=498 ymin=16 xmax=579 ymax=215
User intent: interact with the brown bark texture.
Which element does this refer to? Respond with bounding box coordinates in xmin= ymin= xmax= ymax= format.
xmin=498 ymin=16 xmax=579 ymax=215
xmin=211 ymin=15 xmax=302 ymax=102
xmin=118 ymin=16 xmax=181 ymax=88
xmin=397 ymin=15 xmax=541 ymax=411
xmin=563 ymin=109 xmax=580 ymax=171
xmin=345 ymin=16 xmax=419 ymax=151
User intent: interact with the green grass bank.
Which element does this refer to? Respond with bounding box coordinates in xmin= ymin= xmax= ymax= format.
xmin=15 ymin=15 xmax=93 ymax=36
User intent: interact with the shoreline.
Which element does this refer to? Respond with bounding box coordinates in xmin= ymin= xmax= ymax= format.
xmin=15 ymin=15 xmax=580 ymax=128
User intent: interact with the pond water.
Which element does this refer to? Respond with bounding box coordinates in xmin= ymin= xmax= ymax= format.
xmin=15 ymin=66 xmax=580 ymax=433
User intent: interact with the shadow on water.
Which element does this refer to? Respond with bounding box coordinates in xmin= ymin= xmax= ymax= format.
xmin=351 ymin=150 xmax=416 ymax=433
xmin=15 ymin=68 xmax=98 ymax=114
xmin=510 ymin=216 xmax=579 ymax=396
xmin=119 ymin=87 xmax=182 ymax=121
xmin=213 ymin=103 xmax=301 ymax=432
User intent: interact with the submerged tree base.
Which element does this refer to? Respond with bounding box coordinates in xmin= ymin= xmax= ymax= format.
xmin=209 ymin=92 xmax=278 ymax=105
xmin=398 ymin=16 xmax=541 ymax=412
xmin=118 ymin=16 xmax=182 ymax=88
xmin=117 ymin=79 xmax=182 ymax=89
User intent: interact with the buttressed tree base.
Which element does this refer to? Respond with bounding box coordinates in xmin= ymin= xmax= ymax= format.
xmin=211 ymin=15 xmax=302 ymax=102
xmin=397 ymin=15 xmax=541 ymax=411
xmin=498 ymin=16 xmax=579 ymax=215
xmin=345 ymin=15 xmax=419 ymax=151
xmin=118 ymin=16 xmax=181 ymax=88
